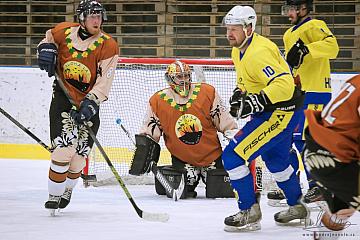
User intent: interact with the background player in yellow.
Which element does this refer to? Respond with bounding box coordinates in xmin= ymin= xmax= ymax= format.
xmin=221 ymin=5 xmax=308 ymax=232
xmin=267 ymin=0 xmax=339 ymax=205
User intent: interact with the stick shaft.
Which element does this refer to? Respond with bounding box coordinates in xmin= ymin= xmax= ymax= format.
xmin=0 ymin=107 xmax=51 ymax=152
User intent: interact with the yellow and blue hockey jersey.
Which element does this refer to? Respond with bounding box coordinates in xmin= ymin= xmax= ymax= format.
xmin=283 ymin=17 xmax=339 ymax=93
xmin=232 ymin=33 xmax=295 ymax=105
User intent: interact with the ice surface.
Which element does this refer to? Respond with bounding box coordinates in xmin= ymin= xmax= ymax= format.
xmin=0 ymin=159 xmax=358 ymax=240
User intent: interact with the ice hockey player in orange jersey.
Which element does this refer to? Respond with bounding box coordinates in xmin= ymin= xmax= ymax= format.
xmin=37 ymin=0 xmax=119 ymax=215
xmin=303 ymin=74 xmax=360 ymax=231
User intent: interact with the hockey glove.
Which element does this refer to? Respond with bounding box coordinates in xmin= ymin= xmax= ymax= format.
xmin=286 ymin=39 xmax=309 ymax=69
xmin=229 ymin=87 xmax=246 ymax=118
xmin=37 ymin=43 xmax=58 ymax=77
xmin=70 ymin=94 xmax=99 ymax=125
xmin=230 ymin=90 xmax=269 ymax=119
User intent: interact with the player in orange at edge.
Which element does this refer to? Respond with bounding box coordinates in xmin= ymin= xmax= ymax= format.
xmin=303 ymin=74 xmax=360 ymax=231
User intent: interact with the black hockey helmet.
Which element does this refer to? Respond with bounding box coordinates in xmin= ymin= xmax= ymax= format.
xmin=76 ymin=0 xmax=107 ymax=22
xmin=284 ymin=0 xmax=313 ymax=11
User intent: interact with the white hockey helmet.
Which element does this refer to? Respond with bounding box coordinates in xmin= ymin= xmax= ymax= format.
xmin=223 ymin=6 xmax=257 ymax=33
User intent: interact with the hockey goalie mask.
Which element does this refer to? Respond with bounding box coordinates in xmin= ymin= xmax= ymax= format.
xmin=165 ymin=61 xmax=192 ymax=97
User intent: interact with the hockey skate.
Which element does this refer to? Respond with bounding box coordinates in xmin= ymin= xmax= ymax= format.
xmin=267 ymin=189 xmax=287 ymax=207
xmin=304 ymin=186 xmax=325 ymax=204
xmin=45 ymin=195 xmax=61 ymax=216
xmin=59 ymin=188 xmax=73 ymax=209
xmin=274 ymin=197 xmax=310 ymax=226
xmin=224 ymin=203 xmax=262 ymax=232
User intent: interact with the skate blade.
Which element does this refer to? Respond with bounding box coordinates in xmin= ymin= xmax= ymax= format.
xmin=275 ymin=217 xmax=312 ymax=226
xmin=267 ymin=199 xmax=288 ymax=207
xmin=308 ymin=203 xmax=322 ymax=212
xmin=49 ymin=209 xmax=56 ymax=217
xmin=224 ymin=222 xmax=261 ymax=232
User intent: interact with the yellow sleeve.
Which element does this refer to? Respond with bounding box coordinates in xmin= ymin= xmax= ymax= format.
xmin=246 ymin=48 xmax=294 ymax=104
xmin=306 ymin=23 xmax=339 ymax=59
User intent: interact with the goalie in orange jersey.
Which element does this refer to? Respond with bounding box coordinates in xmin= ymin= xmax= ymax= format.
xmin=303 ymin=74 xmax=360 ymax=231
xmin=130 ymin=60 xmax=238 ymax=199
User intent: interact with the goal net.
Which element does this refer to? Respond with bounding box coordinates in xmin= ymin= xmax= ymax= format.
xmin=84 ymin=57 xmax=280 ymax=192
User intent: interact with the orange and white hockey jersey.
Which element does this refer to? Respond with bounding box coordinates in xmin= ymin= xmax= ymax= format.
xmin=39 ymin=22 xmax=119 ymax=107
xmin=305 ymin=75 xmax=360 ymax=163
xmin=140 ymin=83 xmax=238 ymax=167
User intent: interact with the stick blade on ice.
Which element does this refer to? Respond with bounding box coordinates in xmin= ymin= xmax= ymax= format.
xmin=142 ymin=211 xmax=170 ymax=223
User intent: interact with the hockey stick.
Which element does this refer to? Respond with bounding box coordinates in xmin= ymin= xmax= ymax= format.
xmin=55 ymin=74 xmax=169 ymax=222
xmin=0 ymin=107 xmax=97 ymax=182
xmin=0 ymin=107 xmax=51 ymax=152
xmin=115 ymin=118 xmax=186 ymax=201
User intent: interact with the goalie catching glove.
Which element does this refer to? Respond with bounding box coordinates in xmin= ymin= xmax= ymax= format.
xmin=229 ymin=87 xmax=269 ymax=119
xmin=129 ymin=134 xmax=160 ymax=176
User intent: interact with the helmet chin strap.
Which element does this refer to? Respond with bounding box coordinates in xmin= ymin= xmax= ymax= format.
xmin=78 ymin=24 xmax=93 ymax=40
xmin=237 ymin=27 xmax=252 ymax=50
xmin=294 ymin=7 xmax=309 ymax=25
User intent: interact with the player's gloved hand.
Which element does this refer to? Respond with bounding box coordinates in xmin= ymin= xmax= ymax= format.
xmin=230 ymin=90 xmax=269 ymax=119
xmin=229 ymin=87 xmax=246 ymax=118
xmin=37 ymin=43 xmax=58 ymax=77
xmin=286 ymin=39 xmax=309 ymax=69
xmin=70 ymin=94 xmax=99 ymax=125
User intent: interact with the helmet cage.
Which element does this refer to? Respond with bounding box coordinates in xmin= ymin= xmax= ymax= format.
xmin=165 ymin=61 xmax=192 ymax=97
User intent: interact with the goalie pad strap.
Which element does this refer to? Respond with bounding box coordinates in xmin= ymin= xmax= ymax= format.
xmin=154 ymin=166 xmax=188 ymax=199
xmin=129 ymin=134 xmax=160 ymax=176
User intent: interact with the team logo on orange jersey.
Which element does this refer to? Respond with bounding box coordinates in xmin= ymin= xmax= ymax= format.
xmin=175 ymin=114 xmax=202 ymax=145
xmin=63 ymin=61 xmax=92 ymax=92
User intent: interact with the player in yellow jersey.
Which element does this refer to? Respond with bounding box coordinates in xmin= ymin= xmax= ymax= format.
xmin=221 ymin=5 xmax=309 ymax=232
xmin=267 ymin=0 xmax=339 ymax=205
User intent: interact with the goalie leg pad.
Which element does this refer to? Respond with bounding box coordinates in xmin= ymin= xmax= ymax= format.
xmin=154 ymin=166 xmax=188 ymax=199
xmin=206 ymin=168 xmax=235 ymax=198
xmin=129 ymin=134 xmax=160 ymax=175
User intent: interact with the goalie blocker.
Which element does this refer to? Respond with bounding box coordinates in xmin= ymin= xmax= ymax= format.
xmin=129 ymin=134 xmax=160 ymax=175
xmin=155 ymin=166 xmax=234 ymax=199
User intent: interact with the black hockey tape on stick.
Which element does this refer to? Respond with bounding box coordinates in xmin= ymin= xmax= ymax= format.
xmin=54 ymin=73 xmax=169 ymax=222
xmin=0 ymin=107 xmax=97 ymax=182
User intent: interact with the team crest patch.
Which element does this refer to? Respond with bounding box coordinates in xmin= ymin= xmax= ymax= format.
xmin=175 ymin=114 xmax=202 ymax=145
xmin=63 ymin=61 xmax=92 ymax=92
